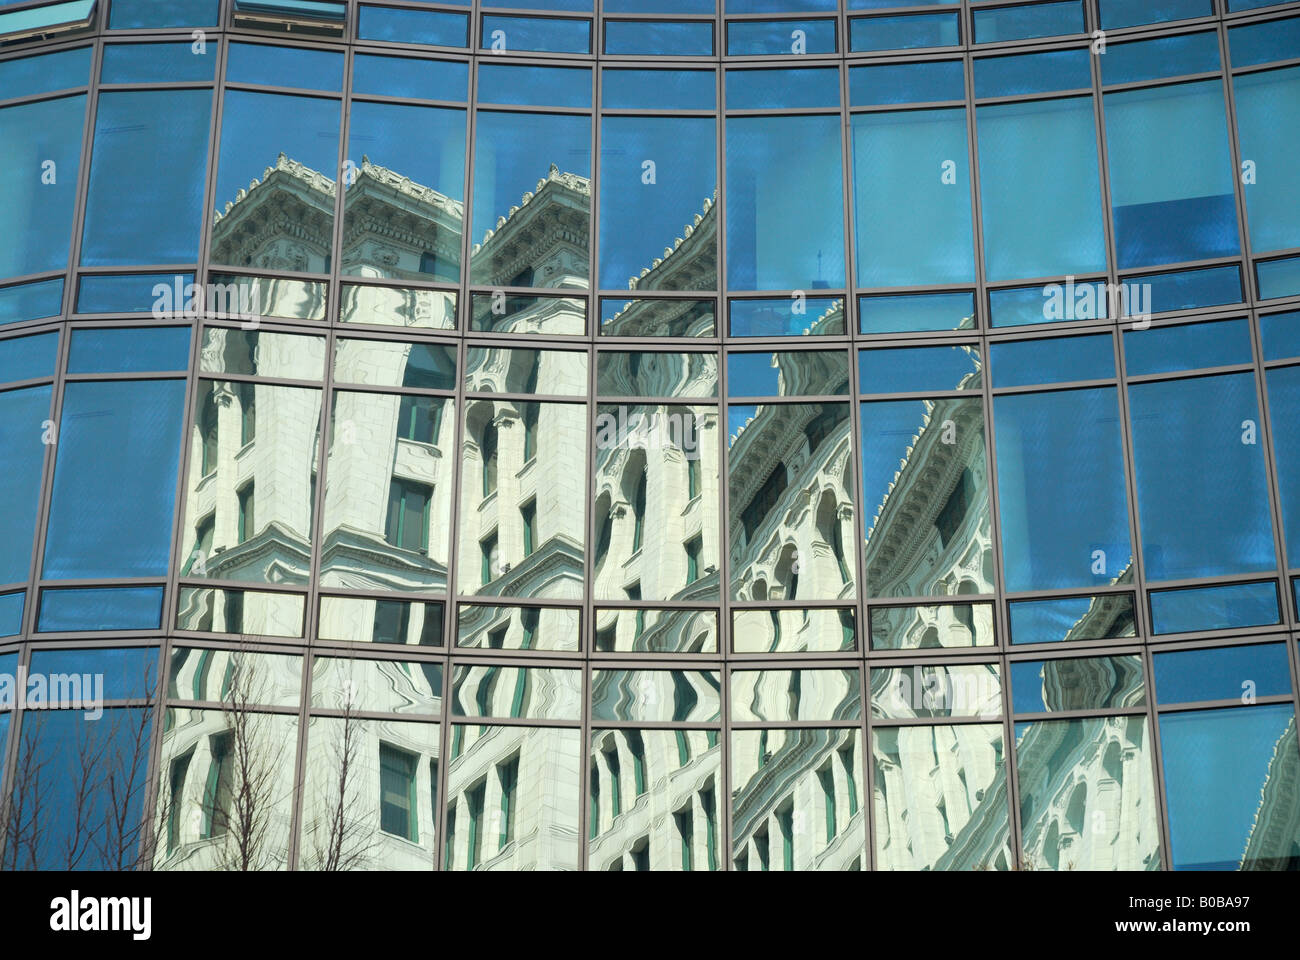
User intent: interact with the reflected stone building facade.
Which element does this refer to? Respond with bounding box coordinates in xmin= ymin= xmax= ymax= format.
xmin=1 ymin=0 xmax=1300 ymax=874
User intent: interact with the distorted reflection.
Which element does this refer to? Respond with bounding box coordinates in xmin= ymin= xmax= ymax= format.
xmin=871 ymin=663 xmax=1001 ymax=719
xmin=872 ymin=723 xmax=1012 ymax=870
xmin=600 ymin=298 xmax=717 ymax=338
xmin=154 ymin=708 xmax=298 ymax=870
xmin=444 ymin=725 xmax=581 ymax=870
xmin=311 ymin=656 xmax=442 ymax=716
xmin=732 ymin=607 xmax=855 ymax=653
xmin=1011 ymin=655 xmax=1144 ymax=713
xmin=861 ymin=396 xmax=992 ymax=599
xmin=470 ymin=292 xmax=586 ymax=336
xmin=451 ymin=665 xmax=582 ymax=721
xmin=321 ymin=391 xmax=454 ymax=593
xmin=465 ymin=345 xmax=587 ymax=395
xmin=299 ymin=717 xmax=441 ymax=870
xmin=591 ymin=670 xmax=721 ymax=723
xmin=593 ymin=403 xmax=720 ymax=602
xmin=1017 ymin=715 xmax=1161 ymax=871
xmin=730 ymin=669 xmax=860 ymax=723
xmin=458 ymin=398 xmax=586 ymax=599
xmin=589 ymin=729 xmax=721 ymax=871
xmin=457 ymin=604 xmax=580 ymax=651
xmin=1008 ymin=593 xmax=1137 ymax=645
xmin=729 ymin=401 xmax=855 ymax=602
xmin=318 ymin=596 xmax=443 ymax=646
xmin=592 ymin=607 xmax=718 ymax=653
xmin=175 ymin=587 xmax=304 ymax=638
xmin=869 ymin=602 xmax=996 ymax=650
xmin=731 ymin=729 xmax=865 ymax=870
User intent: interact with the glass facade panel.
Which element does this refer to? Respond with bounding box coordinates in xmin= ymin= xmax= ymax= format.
xmin=2 ymin=2 xmax=1299 ymax=880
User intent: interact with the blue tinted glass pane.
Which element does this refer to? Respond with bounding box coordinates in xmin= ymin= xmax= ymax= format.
xmin=81 ymin=90 xmax=211 ymax=267
xmin=1234 ymin=67 xmax=1300 ymax=256
xmin=1230 ymin=17 xmax=1300 ymax=68
xmin=0 ymin=331 xmax=57 ymax=383
xmin=0 ymin=47 xmax=89 ymax=98
xmin=0 ymin=592 xmax=21 ymax=636
xmin=344 ymin=102 xmax=465 ymax=281
xmin=991 ymin=334 xmax=1114 ymax=387
xmin=995 ymin=388 xmax=1132 ymax=591
xmin=1160 ymin=704 xmax=1300 ymax=870
xmin=1150 ymin=581 xmax=1281 ymax=635
xmin=77 ymin=273 xmax=194 ymax=314
xmin=852 ymin=109 xmax=973 ymax=287
xmin=975 ymin=49 xmax=1091 ymax=99
xmin=1261 ymin=310 xmax=1300 ymax=361
xmin=973 ymin=1 xmax=1084 ymax=42
xmin=212 ymin=91 xmax=341 ymax=269
xmin=478 ymin=64 xmax=590 ymax=107
xmin=1102 ymin=32 xmax=1220 ymax=85
xmin=358 ymin=5 xmax=468 ymax=47
xmin=101 ymin=42 xmax=215 ymax=84
xmin=484 ymin=0 xmax=590 ymax=9
xmin=470 ymin=111 xmax=591 ymax=287
xmin=7 ymin=709 xmax=154 ymax=870
xmin=0 ymin=95 xmax=85 ymax=281
xmin=1129 ymin=374 xmax=1276 ymax=581
xmin=1124 ymin=318 xmax=1251 ymax=376
xmin=727 ymin=19 xmax=835 ymax=56
xmin=1155 ymin=643 xmax=1290 ymax=704
xmin=1266 ymin=365 xmax=1300 ymax=568
xmin=978 ymin=98 xmax=1106 ymax=282
xmin=227 ymin=43 xmax=342 ymax=91
xmin=859 ymin=291 xmax=975 ymax=334
xmin=849 ymin=60 xmax=964 ymax=106
xmin=1105 ymin=81 xmax=1239 ymax=270
xmin=1259 ymin=256 xmax=1300 ymax=300
xmin=43 ymin=380 xmax=185 ymax=579
xmin=0 ymin=279 xmax=63 ymax=326
xmin=726 ymin=115 xmax=843 ymax=291
xmin=482 ymin=16 xmax=592 ymax=54
xmin=730 ymin=298 xmax=843 ymax=337
xmin=990 ymin=282 xmax=1103 ymax=327
xmin=37 ymin=586 xmax=164 ymax=632
xmin=602 ymin=68 xmax=715 ymax=110
xmin=1009 ymin=594 xmax=1136 ymax=645
xmin=608 ymin=20 xmax=712 ymax=55
xmin=109 ymin=0 xmax=219 ymax=27
xmin=1010 ymin=656 xmax=1143 ymax=713
xmin=859 ymin=345 xmax=979 ymax=394
xmin=599 ymin=116 xmax=716 ymax=290
xmin=726 ymin=0 xmax=833 ymax=9
xmin=0 ymin=0 xmax=92 ymax=35
xmin=726 ymin=67 xmax=838 ymax=109
xmin=352 ymin=55 xmax=468 ymax=101
xmin=608 ymin=0 xmax=711 ymax=9
xmin=850 ymin=13 xmax=959 ymax=51
xmin=1229 ymin=0 xmax=1296 ymax=9
xmin=29 ymin=647 xmax=159 ymax=700
xmin=1126 ymin=264 xmax=1242 ymax=314
xmin=729 ymin=352 xmax=847 ymax=397
xmin=1100 ymin=0 xmax=1212 ymax=28
xmin=0 ymin=385 xmax=52 ymax=583
xmin=68 ymin=328 xmax=191 ymax=374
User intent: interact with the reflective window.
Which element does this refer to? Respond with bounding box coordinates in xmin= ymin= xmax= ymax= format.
xmin=0 ymin=95 xmax=85 ymax=282
xmin=44 ymin=380 xmax=185 ymax=580
xmin=1105 ymin=81 xmax=1239 ymax=270
xmin=726 ymin=114 xmax=844 ymax=291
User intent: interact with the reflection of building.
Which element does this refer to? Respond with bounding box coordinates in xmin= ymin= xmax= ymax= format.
xmin=1242 ymin=717 xmax=1300 ymax=870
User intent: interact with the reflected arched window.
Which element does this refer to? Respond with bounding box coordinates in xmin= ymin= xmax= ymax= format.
xmin=632 ymin=470 xmax=647 ymax=552
xmin=481 ymin=422 xmax=498 ymax=496
xmin=200 ymin=389 xmax=219 ymax=476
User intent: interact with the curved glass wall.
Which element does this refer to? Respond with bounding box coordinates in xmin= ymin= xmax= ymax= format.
xmin=0 ymin=0 xmax=1298 ymax=872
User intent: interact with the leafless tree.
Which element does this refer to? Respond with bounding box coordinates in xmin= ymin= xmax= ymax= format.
xmin=302 ymin=701 xmax=380 ymax=871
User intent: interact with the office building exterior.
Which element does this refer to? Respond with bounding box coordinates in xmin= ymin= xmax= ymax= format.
xmin=1 ymin=0 xmax=1300 ymax=871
